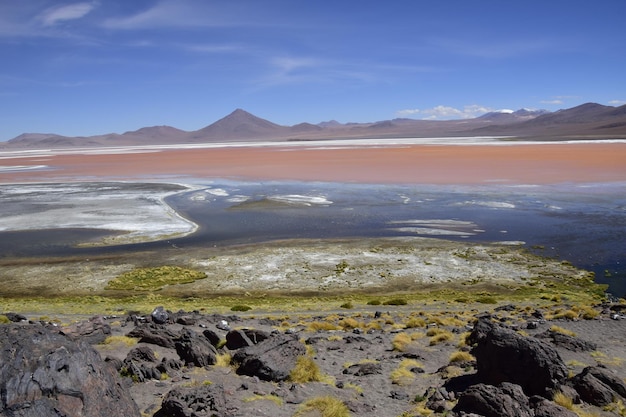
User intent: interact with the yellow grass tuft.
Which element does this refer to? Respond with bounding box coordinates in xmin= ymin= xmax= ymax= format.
xmin=215 ymin=353 xmax=232 ymax=368
xmin=550 ymin=325 xmax=577 ymax=337
xmin=553 ymin=391 xmax=574 ymax=410
xmin=101 ymin=335 xmax=138 ymax=347
xmin=428 ymin=329 xmax=454 ymax=345
xmin=449 ymin=351 xmax=475 ymax=363
xmin=307 ymin=321 xmax=341 ymax=332
xmin=390 ymin=366 xmax=415 ymax=386
xmin=404 ymin=317 xmax=427 ymax=328
xmin=243 ymin=394 xmax=283 ymax=406
xmin=392 ymin=332 xmax=412 ymax=352
xmin=289 ymin=355 xmax=333 ymax=384
xmin=293 ymin=396 xmax=351 ymax=417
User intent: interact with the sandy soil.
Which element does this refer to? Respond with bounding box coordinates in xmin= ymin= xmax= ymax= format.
xmin=1 ymin=142 xmax=626 ymax=184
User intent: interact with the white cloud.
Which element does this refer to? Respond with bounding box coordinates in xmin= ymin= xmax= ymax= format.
xmin=396 ymin=104 xmax=496 ymax=120
xmin=608 ymin=100 xmax=626 ymax=106
xmin=540 ymin=99 xmax=563 ymax=105
xmin=40 ymin=2 xmax=97 ymax=26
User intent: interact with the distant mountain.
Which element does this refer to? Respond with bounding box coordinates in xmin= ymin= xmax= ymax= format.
xmin=3 ymin=103 xmax=626 ymax=149
xmin=471 ymin=102 xmax=626 ymax=137
xmin=478 ymin=108 xmax=550 ymax=122
xmin=188 ymin=109 xmax=287 ymax=141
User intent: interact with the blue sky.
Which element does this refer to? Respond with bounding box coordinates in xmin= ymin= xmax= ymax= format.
xmin=1 ymin=1 xmax=625 ymax=140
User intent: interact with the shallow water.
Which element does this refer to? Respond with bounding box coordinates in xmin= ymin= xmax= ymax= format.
xmin=1 ymin=180 xmax=625 ymax=296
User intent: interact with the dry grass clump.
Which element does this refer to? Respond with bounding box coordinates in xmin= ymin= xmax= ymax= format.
xmin=549 ymin=325 xmax=577 ymax=337
xmin=404 ymin=317 xmax=427 ymax=329
xmin=426 ymin=328 xmax=454 ymax=345
xmin=553 ymin=391 xmax=574 ymax=409
xmin=243 ymin=394 xmax=283 ymax=406
xmin=290 ymin=355 xmax=333 ymax=384
xmin=573 ymin=305 xmax=600 ymax=320
xmin=552 ymin=309 xmax=579 ymax=321
xmin=101 ymin=335 xmax=138 ymax=347
xmin=392 ymin=332 xmax=423 ymax=352
xmin=293 ymin=396 xmax=350 ymax=417
xmin=215 ymin=353 xmax=232 ymax=368
xmin=449 ymin=351 xmax=475 ymax=363
xmin=427 ymin=314 xmax=467 ymax=327
xmin=307 ymin=321 xmax=341 ymax=332
xmin=339 ymin=317 xmax=362 ymax=330
xmin=390 ymin=359 xmax=422 ymax=386
xmin=392 ymin=332 xmax=412 ymax=352
xmin=590 ymin=351 xmax=624 ymax=367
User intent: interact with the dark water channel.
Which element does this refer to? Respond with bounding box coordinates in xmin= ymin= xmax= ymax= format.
xmin=1 ymin=180 xmax=625 ymax=297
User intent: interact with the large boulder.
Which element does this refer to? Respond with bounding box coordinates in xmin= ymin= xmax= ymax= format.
xmin=121 ymin=346 xmax=162 ymax=382
xmin=225 ymin=329 xmax=270 ymax=350
xmin=232 ymin=333 xmax=306 ymax=381
xmin=467 ymin=317 xmax=568 ymax=396
xmin=60 ymin=315 xmax=111 ymax=344
xmin=126 ymin=323 xmax=179 ymax=349
xmin=536 ymin=330 xmax=597 ymax=352
xmin=568 ymin=366 xmax=626 ymax=406
xmin=453 ymin=382 xmax=533 ymax=417
xmin=0 ymin=323 xmax=140 ymax=417
xmin=175 ymin=328 xmax=218 ymax=367
xmin=153 ymin=384 xmax=230 ymax=417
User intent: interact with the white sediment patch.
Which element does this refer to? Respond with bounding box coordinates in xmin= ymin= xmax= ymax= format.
xmin=268 ymin=194 xmax=333 ymax=206
xmin=454 ymin=200 xmax=516 ymax=209
xmin=206 ymin=188 xmax=229 ymax=196
xmin=390 ymin=227 xmax=475 ymax=237
xmin=387 ymin=219 xmax=480 ymax=237
xmin=0 ymin=165 xmax=48 ymax=172
xmin=0 ymin=183 xmax=197 ymax=245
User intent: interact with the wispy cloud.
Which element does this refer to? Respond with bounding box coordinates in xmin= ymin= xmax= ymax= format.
xmin=251 ymin=55 xmax=375 ymax=90
xmin=102 ymin=1 xmax=244 ymax=30
xmin=540 ymin=95 xmax=580 ymax=106
xmin=608 ymin=100 xmax=626 ymax=106
xmin=39 ymin=2 xmax=98 ymax=26
xmin=540 ymin=99 xmax=563 ymax=105
xmin=397 ymin=104 xmax=495 ymax=120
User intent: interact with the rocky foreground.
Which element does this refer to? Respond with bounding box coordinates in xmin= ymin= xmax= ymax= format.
xmin=2 ymin=303 xmax=626 ymax=417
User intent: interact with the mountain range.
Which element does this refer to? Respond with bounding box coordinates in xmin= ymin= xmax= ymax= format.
xmin=3 ymin=102 xmax=626 ymax=149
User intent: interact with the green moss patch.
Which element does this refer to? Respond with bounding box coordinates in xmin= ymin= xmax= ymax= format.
xmin=105 ymin=266 xmax=207 ymax=291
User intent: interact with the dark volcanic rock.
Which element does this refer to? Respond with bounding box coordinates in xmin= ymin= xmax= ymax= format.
xmin=453 ymin=382 xmax=533 ymax=417
xmin=60 ymin=315 xmax=111 ymax=344
xmin=530 ymin=396 xmax=578 ymax=417
xmin=536 ymin=330 xmax=597 ymax=352
xmin=175 ymin=328 xmax=218 ymax=367
xmin=569 ymin=366 xmax=626 ymax=406
xmin=122 ymin=346 xmax=162 ymax=382
xmin=225 ymin=329 xmax=255 ymax=350
xmin=126 ymin=323 xmax=179 ymax=349
xmin=232 ymin=333 xmax=306 ymax=381
xmin=0 ymin=323 xmax=140 ymax=417
xmin=4 ymin=312 xmax=27 ymax=322
xmin=343 ymin=362 xmax=382 ymax=376
xmin=225 ymin=328 xmax=270 ymax=350
xmin=153 ymin=384 xmax=231 ymax=417
xmin=151 ymin=306 xmax=170 ymax=324
xmin=468 ymin=317 xmax=568 ymax=396
xmin=203 ymin=329 xmax=222 ymax=347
